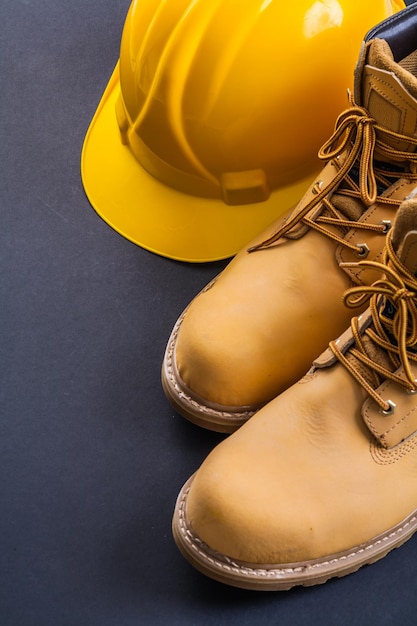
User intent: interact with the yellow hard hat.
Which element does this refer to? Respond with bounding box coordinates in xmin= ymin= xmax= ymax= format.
xmin=81 ymin=0 xmax=405 ymax=262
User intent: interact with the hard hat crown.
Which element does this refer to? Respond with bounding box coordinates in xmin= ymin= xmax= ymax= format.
xmin=82 ymin=0 xmax=405 ymax=261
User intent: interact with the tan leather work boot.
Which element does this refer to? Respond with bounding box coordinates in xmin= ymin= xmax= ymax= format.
xmin=172 ymin=192 xmax=417 ymax=590
xmin=162 ymin=4 xmax=417 ymax=433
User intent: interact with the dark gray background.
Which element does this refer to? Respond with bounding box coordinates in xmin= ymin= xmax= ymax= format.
xmin=2 ymin=1 xmax=417 ymax=624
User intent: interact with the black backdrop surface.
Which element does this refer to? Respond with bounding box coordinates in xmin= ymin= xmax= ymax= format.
xmin=2 ymin=1 xmax=417 ymax=624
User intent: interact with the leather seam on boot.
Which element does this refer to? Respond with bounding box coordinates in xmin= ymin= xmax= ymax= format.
xmin=370 ymin=432 xmax=417 ymax=463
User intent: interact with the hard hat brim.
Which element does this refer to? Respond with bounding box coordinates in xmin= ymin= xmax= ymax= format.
xmin=81 ymin=64 xmax=316 ymax=263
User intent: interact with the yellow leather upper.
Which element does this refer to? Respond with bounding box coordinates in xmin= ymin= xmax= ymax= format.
xmin=186 ymin=359 xmax=417 ymax=563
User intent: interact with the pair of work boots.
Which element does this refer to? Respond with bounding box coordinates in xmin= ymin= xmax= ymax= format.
xmin=163 ymin=4 xmax=417 ymax=589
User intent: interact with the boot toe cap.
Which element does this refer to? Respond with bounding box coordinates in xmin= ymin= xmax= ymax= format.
xmin=175 ymin=307 xmax=284 ymax=409
xmin=185 ymin=448 xmax=320 ymax=565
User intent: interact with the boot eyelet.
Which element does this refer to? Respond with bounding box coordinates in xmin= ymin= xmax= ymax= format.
xmin=407 ymin=381 xmax=417 ymax=395
xmin=312 ymin=180 xmax=324 ymax=194
xmin=380 ymin=220 xmax=392 ymax=234
xmin=380 ymin=399 xmax=396 ymax=416
xmin=356 ymin=243 xmax=370 ymax=258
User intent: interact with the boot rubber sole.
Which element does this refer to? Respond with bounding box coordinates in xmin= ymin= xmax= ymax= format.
xmin=172 ymin=475 xmax=417 ymax=591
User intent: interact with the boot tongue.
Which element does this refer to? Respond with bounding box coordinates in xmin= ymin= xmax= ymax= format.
xmin=293 ymin=42 xmax=417 ymax=235
xmin=329 ymin=41 xmax=417 ymax=224
xmin=325 ymin=41 xmax=417 ymax=224
xmin=391 ymin=194 xmax=417 ymax=275
xmin=378 ymin=196 xmax=417 ymax=326
xmin=357 ymin=38 xmax=417 ymax=153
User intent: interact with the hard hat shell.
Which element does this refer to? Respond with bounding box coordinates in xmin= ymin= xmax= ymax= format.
xmin=81 ymin=0 xmax=405 ymax=262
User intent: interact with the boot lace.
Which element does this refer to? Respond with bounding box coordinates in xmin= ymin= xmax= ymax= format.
xmin=329 ymin=232 xmax=417 ymax=413
xmin=248 ymin=97 xmax=417 ymax=254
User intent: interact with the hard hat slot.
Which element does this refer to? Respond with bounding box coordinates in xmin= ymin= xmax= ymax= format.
xmin=221 ymin=170 xmax=270 ymax=206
